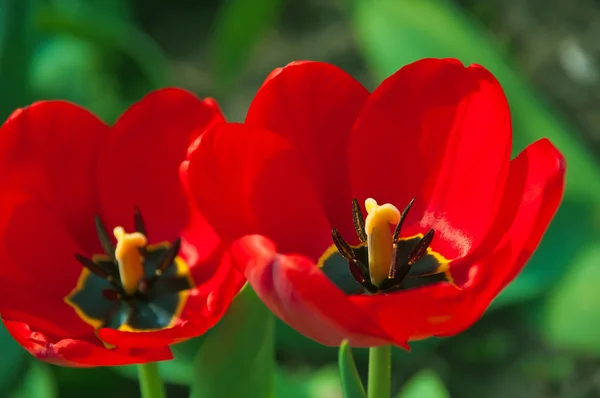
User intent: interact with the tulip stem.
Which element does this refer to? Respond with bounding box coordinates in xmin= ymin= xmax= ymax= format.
xmin=368 ymin=345 xmax=391 ymax=398
xmin=137 ymin=362 xmax=165 ymax=398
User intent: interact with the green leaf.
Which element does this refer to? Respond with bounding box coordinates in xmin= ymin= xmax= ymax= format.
xmin=10 ymin=361 xmax=57 ymax=398
xmin=190 ymin=284 xmax=275 ymax=398
xmin=492 ymin=200 xmax=599 ymax=308
xmin=0 ymin=0 xmax=34 ymax=119
xmin=338 ymin=340 xmax=367 ymax=398
xmin=542 ymin=245 xmax=600 ymax=356
xmin=34 ymin=4 xmax=170 ymax=90
xmin=0 ymin=322 xmax=28 ymax=395
xmin=209 ymin=0 xmax=283 ymax=92
xmin=396 ymin=369 xmax=449 ymax=398
xmin=351 ymin=0 xmax=600 ymax=203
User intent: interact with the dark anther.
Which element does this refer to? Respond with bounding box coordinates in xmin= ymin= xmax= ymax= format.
xmin=388 ymin=244 xmax=408 ymax=281
xmin=392 ymin=197 xmax=415 ymax=243
xmin=408 ymin=228 xmax=435 ymax=265
xmin=75 ymin=253 xmax=110 ymax=280
xmin=351 ymin=199 xmax=367 ymax=243
xmin=155 ymin=237 xmax=181 ymax=276
xmin=331 ymin=229 xmax=355 ymax=261
xmin=102 ymin=289 xmax=121 ymax=301
xmin=134 ymin=207 xmax=147 ymax=237
xmin=134 ymin=207 xmax=148 ymax=256
xmin=94 ymin=215 xmax=116 ymax=260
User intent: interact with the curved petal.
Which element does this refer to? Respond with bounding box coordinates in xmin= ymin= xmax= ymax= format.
xmin=349 ymin=138 xmax=565 ymax=342
xmin=0 ymin=191 xmax=96 ymax=338
xmin=247 ymin=61 xmax=369 ymax=238
xmin=184 ymin=123 xmax=332 ymax=261
xmin=3 ymin=320 xmax=172 ymax=367
xmin=0 ymin=101 xmax=108 ymax=254
xmin=437 ymin=138 xmax=565 ymax=336
xmin=228 ymin=235 xmax=406 ymax=348
xmin=348 ymin=58 xmax=511 ymax=259
xmin=97 ymin=88 xmax=225 ymax=244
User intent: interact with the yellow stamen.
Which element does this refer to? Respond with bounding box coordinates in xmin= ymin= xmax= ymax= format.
xmin=113 ymin=226 xmax=147 ymax=295
xmin=364 ymin=198 xmax=400 ymax=287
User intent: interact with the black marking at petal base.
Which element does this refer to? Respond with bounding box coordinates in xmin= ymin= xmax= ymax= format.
xmin=68 ymin=243 xmax=193 ymax=331
xmin=392 ymin=197 xmax=416 ymax=243
xmin=94 ymin=215 xmax=116 ymax=260
xmin=408 ymin=229 xmax=435 ymax=265
xmin=351 ymin=199 xmax=367 ymax=243
xmin=331 ymin=229 xmax=355 ymax=261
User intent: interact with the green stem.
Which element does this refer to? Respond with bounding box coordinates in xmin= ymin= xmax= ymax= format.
xmin=137 ymin=362 xmax=165 ymax=398
xmin=368 ymin=345 xmax=391 ymax=398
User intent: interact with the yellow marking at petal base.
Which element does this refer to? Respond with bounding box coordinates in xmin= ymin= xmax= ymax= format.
xmin=113 ymin=226 xmax=147 ymax=295
xmin=317 ymin=245 xmax=341 ymax=268
xmin=64 ymin=268 xmax=104 ymax=330
xmin=364 ymin=198 xmax=400 ymax=287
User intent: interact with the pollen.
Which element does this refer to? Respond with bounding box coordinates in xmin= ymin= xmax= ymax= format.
xmin=364 ymin=198 xmax=400 ymax=287
xmin=113 ymin=226 xmax=147 ymax=295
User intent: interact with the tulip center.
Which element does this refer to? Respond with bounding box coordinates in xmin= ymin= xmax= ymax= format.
xmin=323 ymin=198 xmax=451 ymax=294
xmin=65 ymin=208 xmax=194 ymax=332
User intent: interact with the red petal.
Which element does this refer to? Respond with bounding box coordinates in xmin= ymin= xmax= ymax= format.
xmin=0 ymin=101 xmax=108 ymax=254
xmin=184 ymin=123 xmax=332 ymax=261
xmin=348 ymin=58 xmax=511 ymax=259
xmin=438 ymin=138 xmax=565 ymax=335
xmin=228 ymin=235 xmax=406 ymax=348
xmin=246 ymin=61 xmax=369 ymax=238
xmin=349 ymin=138 xmax=565 ymax=341
xmin=3 ymin=320 xmax=172 ymax=367
xmin=97 ymin=88 xmax=225 ymax=243
xmin=0 ymin=190 xmax=96 ymax=338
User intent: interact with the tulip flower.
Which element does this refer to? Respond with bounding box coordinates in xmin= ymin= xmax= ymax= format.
xmin=0 ymin=88 xmax=244 ymax=366
xmin=183 ymin=58 xmax=566 ymax=349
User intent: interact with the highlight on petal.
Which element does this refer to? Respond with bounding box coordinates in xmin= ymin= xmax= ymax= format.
xmin=349 ymin=58 xmax=512 ymax=260
xmin=437 ymin=138 xmax=566 ymax=336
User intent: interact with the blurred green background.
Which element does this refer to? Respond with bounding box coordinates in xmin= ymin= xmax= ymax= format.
xmin=1 ymin=0 xmax=600 ymax=397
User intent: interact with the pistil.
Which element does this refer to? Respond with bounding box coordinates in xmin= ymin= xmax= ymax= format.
xmin=113 ymin=226 xmax=147 ymax=295
xmin=364 ymin=198 xmax=400 ymax=287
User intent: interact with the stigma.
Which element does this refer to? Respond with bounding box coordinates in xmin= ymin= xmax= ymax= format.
xmin=364 ymin=199 xmax=400 ymax=286
xmin=113 ymin=227 xmax=147 ymax=295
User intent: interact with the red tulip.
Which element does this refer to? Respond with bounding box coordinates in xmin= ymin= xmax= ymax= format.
xmin=0 ymin=89 xmax=244 ymax=366
xmin=183 ymin=58 xmax=566 ymax=348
